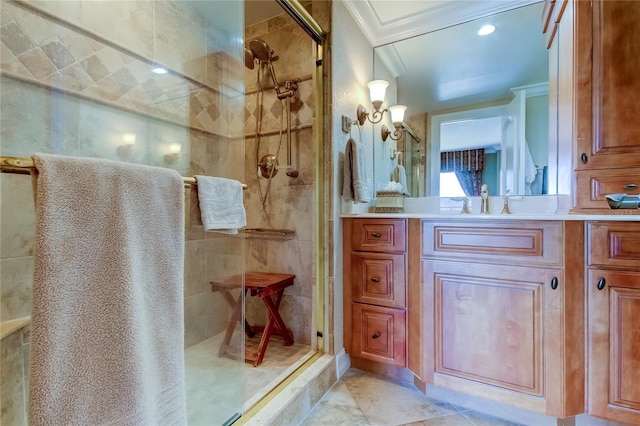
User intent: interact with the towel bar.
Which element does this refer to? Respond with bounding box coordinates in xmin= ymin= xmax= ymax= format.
xmin=0 ymin=156 xmax=247 ymax=189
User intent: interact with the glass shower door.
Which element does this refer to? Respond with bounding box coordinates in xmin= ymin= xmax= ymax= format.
xmin=0 ymin=0 xmax=246 ymax=424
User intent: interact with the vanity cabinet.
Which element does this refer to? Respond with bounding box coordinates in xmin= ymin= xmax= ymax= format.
xmin=587 ymin=221 xmax=640 ymax=424
xmin=409 ymin=219 xmax=585 ymax=418
xmin=343 ymin=218 xmax=407 ymax=367
xmin=573 ymin=0 xmax=640 ymax=212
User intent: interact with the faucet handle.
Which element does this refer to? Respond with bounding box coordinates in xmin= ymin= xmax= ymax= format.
xmin=501 ymin=195 xmax=511 ymax=215
xmin=451 ymin=197 xmax=471 ymax=214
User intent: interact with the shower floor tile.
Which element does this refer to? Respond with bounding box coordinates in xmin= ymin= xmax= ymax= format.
xmin=185 ymin=332 xmax=313 ymax=426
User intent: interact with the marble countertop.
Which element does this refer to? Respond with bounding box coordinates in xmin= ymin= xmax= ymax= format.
xmin=340 ymin=212 xmax=639 ymax=221
xmin=340 ymin=195 xmax=639 ymax=221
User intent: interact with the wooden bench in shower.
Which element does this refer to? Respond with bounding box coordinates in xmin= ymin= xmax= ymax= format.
xmin=210 ymin=272 xmax=295 ymax=367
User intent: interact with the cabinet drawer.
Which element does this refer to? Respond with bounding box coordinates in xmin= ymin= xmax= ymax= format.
xmin=352 ymin=303 xmax=406 ymax=366
xmin=588 ymin=222 xmax=640 ymax=268
xmin=422 ymin=221 xmax=563 ymax=266
xmin=575 ymin=169 xmax=640 ymax=210
xmin=351 ymin=252 xmax=405 ymax=308
xmin=351 ymin=218 xmax=406 ymax=253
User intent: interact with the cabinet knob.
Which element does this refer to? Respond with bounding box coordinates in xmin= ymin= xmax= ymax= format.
xmin=624 ymin=183 xmax=638 ymax=190
xmin=370 ymin=277 xmax=381 ymax=283
xmin=581 ymin=153 xmax=588 ymax=163
xmin=372 ymin=332 xmax=381 ymax=339
xmin=371 ymin=232 xmax=381 ymax=238
xmin=550 ymin=277 xmax=559 ymax=290
xmin=597 ymin=278 xmax=606 ymax=291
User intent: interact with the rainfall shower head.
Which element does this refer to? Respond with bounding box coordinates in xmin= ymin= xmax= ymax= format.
xmin=249 ymin=39 xmax=273 ymax=63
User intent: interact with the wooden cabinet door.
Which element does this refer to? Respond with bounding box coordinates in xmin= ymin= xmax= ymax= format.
xmin=576 ymin=0 xmax=640 ymax=170
xmin=423 ymin=260 xmax=570 ymax=415
xmin=588 ymin=269 xmax=640 ymax=424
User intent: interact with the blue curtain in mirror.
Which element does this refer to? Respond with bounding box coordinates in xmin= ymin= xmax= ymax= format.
xmin=441 ymin=149 xmax=484 ymax=196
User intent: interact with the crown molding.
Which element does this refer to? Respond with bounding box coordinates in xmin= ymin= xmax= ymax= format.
xmin=342 ymin=0 xmax=540 ymax=47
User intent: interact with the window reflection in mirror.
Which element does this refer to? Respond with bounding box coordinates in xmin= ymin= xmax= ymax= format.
xmin=374 ymin=2 xmax=549 ymax=197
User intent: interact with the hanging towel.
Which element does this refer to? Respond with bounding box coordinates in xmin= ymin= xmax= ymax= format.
xmin=523 ymin=141 xmax=537 ymax=195
xmin=342 ymin=137 xmax=371 ymax=203
xmin=194 ymin=175 xmax=246 ymax=234
xmin=392 ymin=164 xmax=408 ymax=195
xmin=29 ymin=153 xmax=187 ymax=426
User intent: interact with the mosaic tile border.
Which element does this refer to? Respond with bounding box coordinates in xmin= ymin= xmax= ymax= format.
xmin=1 ymin=0 xmax=243 ymax=137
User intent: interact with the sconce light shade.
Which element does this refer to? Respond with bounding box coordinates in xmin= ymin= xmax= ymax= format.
xmin=168 ymin=143 xmax=182 ymax=154
xmin=367 ymin=80 xmax=389 ymax=104
xmin=117 ymin=132 xmax=137 ymax=159
xmin=165 ymin=143 xmax=182 ymax=165
xmin=122 ymin=133 xmax=137 ymax=145
xmin=389 ymin=105 xmax=407 ymax=124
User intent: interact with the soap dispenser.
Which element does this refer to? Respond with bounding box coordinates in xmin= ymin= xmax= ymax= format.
xmin=480 ymin=184 xmax=489 ymax=214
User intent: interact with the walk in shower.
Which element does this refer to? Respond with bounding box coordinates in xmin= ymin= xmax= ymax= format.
xmin=0 ymin=0 xmax=324 ymax=424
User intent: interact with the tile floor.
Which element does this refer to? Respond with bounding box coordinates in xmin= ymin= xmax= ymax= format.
xmin=185 ymin=332 xmax=313 ymax=426
xmin=300 ymin=369 xmax=631 ymax=426
xmin=301 ymin=368 xmax=526 ymax=426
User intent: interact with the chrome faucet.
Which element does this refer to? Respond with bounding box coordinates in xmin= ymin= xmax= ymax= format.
xmin=480 ymin=184 xmax=489 ymax=214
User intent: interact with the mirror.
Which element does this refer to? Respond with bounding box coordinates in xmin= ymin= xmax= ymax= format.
xmin=374 ymin=2 xmax=549 ymax=197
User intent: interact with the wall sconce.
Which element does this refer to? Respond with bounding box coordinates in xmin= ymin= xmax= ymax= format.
xmin=117 ymin=133 xmax=136 ymax=159
xmin=381 ymin=105 xmax=407 ymax=142
xmin=356 ymin=80 xmax=390 ymax=125
xmin=164 ymin=143 xmax=182 ymax=165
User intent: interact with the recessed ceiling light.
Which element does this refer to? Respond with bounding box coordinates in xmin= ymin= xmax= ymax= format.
xmin=151 ymin=67 xmax=168 ymax=75
xmin=478 ymin=24 xmax=495 ymax=36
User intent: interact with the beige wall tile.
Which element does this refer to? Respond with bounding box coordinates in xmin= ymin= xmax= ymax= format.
xmin=185 ymin=240 xmax=206 ymax=298
xmin=80 ymin=1 xmax=154 ymax=59
xmin=0 ymin=330 xmax=27 ymax=426
xmin=1 ymin=174 xmax=35 ymax=259
xmin=27 ymin=0 xmax=82 ymax=27
xmin=154 ymin=1 xmax=206 ymax=83
xmin=0 ymin=256 xmax=34 ymax=322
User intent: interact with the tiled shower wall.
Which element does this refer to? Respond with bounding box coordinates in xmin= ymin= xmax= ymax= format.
xmin=243 ymin=7 xmax=317 ymax=346
xmin=0 ymin=1 xmax=244 ymax=423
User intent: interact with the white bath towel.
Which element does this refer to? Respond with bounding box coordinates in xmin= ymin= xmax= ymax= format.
xmin=524 ymin=141 xmax=537 ymax=195
xmin=342 ymin=138 xmax=371 ymax=203
xmin=29 ymin=153 xmax=187 ymax=426
xmin=194 ymin=175 xmax=246 ymax=234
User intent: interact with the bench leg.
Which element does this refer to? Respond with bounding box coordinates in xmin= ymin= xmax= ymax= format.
xmin=263 ymin=291 xmax=294 ymax=345
xmin=252 ymin=290 xmax=295 ymax=367
xmin=219 ymin=289 xmax=249 ymax=358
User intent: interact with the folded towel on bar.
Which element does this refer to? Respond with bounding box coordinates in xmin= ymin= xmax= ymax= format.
xmin=29 ymin=153 xmax=187 ymax=426
xmin=392 ymin=164 xmax=408 ymax=195
xmin=342 ymin=137 xmax=371 ymax=203
xmin=194 ymin=175 xmax=246 ymax=234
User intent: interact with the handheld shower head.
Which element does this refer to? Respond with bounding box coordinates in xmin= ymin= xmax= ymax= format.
xmin=249 ymin=39 xmax=273 ymax=63
xmin=244 ymin=48 xmax=255 ymax=70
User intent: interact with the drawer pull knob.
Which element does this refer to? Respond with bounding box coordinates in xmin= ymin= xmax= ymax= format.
xmin=371 ymin=232 xmax=381 ymax=238
xmin=550 ymin=277 xmax=559 ymax=290
xmin=372 ymin=332 xmax=381 ymax=339
xmin=581 ymin=153 xmax=588 ymax=163
xmin=624 ymin=183 xmax=638 ymax=190
xmin=597 ymin=278 xmax=606 ymax=291
xmin=370 ymin=277 xmax=381 ymax=283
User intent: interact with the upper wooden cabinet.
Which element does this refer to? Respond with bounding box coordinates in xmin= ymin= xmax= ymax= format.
xmin=573 ymin=0 xmax=640 ymax=212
